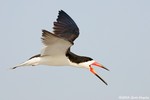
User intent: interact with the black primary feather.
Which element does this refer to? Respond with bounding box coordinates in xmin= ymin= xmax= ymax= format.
xmin=53 ymin=10 xmax=79 ymax=43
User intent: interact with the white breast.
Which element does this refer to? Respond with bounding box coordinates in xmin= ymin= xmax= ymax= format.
xmin=39 ymin=55 xmax=71 ymax=66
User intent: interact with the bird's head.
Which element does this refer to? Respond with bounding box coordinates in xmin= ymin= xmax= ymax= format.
xmin=79 ymin=57 xmax=109 ymax=85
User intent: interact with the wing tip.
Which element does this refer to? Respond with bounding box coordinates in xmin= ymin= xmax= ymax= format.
xmin=56 ymin=10 xmax=77 ymax=25
xmin=42 ymin=29 xmax=49 ymax=33
xmin=59 ymin=10 xmax=65 ymax=14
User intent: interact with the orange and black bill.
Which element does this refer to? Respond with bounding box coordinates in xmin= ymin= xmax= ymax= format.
xmin=90 ymin=66 xmax=108 ymax=85
xmin=91 ymin=62 xmax=109 ymax=71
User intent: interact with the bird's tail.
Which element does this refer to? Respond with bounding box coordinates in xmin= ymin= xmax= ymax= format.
xmin=12 ymin=57 xmax=41 ymax=69
xmin=12 ymin=62 xmax=29 ymax=69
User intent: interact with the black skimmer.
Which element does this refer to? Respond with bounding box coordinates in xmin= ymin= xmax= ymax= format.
xmin=13 ymin=10 xmax=109 ymax=85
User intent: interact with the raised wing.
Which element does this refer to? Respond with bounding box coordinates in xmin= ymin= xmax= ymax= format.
xmin=53 ymin=10 xmax=79 ymax=43
xmin=41 ymin=30 xmax=72 ymax=56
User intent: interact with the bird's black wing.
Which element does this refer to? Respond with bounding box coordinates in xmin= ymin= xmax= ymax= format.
xmin=53 ymin=10 xmax=79 ymax=44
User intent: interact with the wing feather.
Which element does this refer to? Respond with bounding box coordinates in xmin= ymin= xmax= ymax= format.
xmin=41 ymin=30 xmax=72 ymax=56
xmin=53 ymin=10 xmax=79 ymax=43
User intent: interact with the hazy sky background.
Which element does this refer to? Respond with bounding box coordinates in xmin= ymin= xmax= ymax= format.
xmin=0 ymin=0 xmax=150 ymax=100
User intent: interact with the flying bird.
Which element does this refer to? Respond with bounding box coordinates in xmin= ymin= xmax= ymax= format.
xmin=13 ymin=10 xmax=109 ymax=85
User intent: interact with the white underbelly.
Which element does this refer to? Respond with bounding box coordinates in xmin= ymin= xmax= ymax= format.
xmin=39 ymin=55 xmax=71 ymax=66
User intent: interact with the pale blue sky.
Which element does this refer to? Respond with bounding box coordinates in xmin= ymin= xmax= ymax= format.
xmin=0 ymin=0 xmax=150 ymax=100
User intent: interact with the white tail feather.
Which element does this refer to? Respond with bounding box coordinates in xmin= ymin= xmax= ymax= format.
xmin=12 ymin=57 xmax=41 ymax=69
